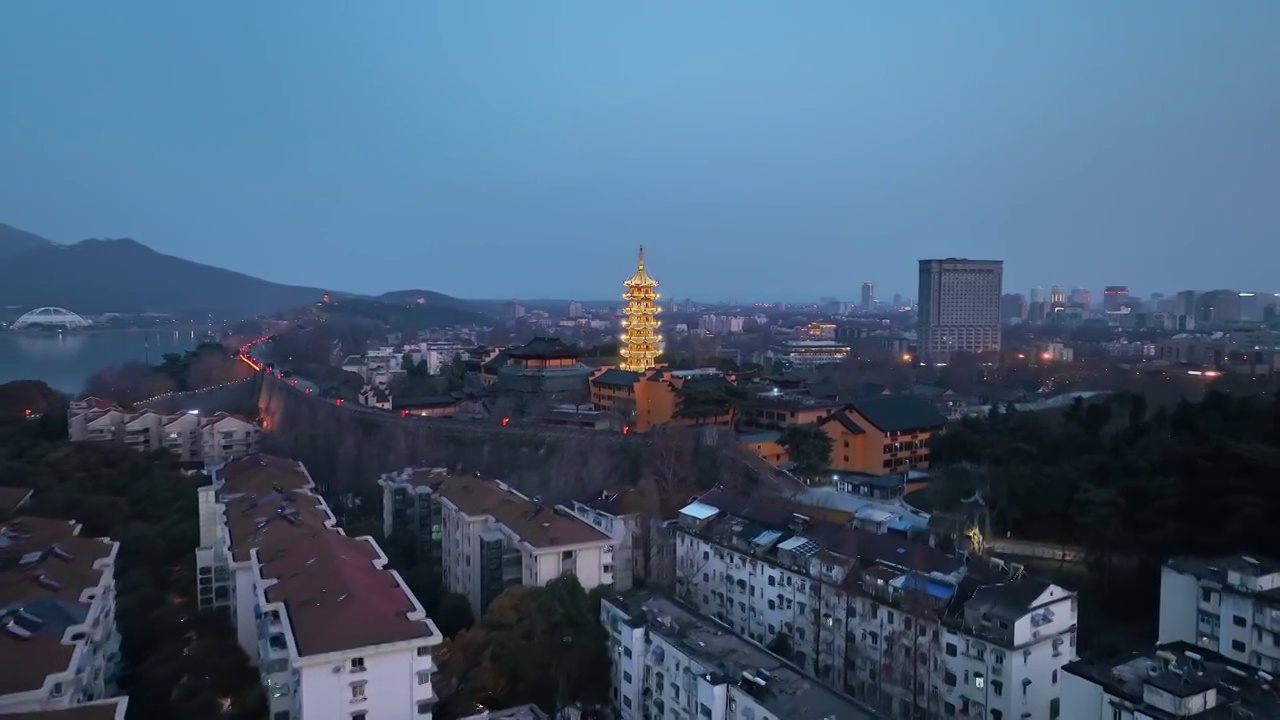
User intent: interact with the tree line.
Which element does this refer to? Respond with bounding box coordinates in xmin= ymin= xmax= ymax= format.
xmin=925 ymin=390 xmax=1280 ymax=641
xmin=85 ymin=341 xmax=252 ymax=405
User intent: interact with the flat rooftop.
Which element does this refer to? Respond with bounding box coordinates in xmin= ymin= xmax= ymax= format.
xmin=429 ymin=474 xmax=610 ymax=550
xmin=1064 ymin=641 xmax=1280 ymax=719
xmin=0 ymin=516 xmax=115 ymax=697
xmin=217 ymin=454 xmax=436 ymax=657
xmin=0 ymin=698 xmax=128 ymax=720
xmin=609 ymin=591 xmax=874 ymax=720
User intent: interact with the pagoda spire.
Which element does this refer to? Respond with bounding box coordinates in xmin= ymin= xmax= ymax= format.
xmin=618 ymin=246 xmax=662 ymax=372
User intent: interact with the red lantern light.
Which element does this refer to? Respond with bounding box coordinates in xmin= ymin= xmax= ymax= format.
xmin=501 ymin=417 xmax=509 ymax=427
xmin=622 ymin=425 xmax=629 ymax=434
xmin=401 ymin=410 xmax=408 ymax=417
xmin=336 ymin=398 xmax=343 ymax=406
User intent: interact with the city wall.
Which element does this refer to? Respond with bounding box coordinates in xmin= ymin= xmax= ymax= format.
xmin=253 ymin=373 xmax=766 ymax=502
xmin=136 ymin=378 xmax=259 ymax=415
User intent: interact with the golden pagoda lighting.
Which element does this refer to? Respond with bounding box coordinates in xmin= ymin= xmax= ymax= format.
xmin=618 ymin=245 xmax=662 ymax=372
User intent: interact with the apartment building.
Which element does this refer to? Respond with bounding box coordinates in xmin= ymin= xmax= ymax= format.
xmin=68 ymin=398 xmax=260 ymax=466
xmin=378 ymin=468 xmax=615 ymax=618
xmin=569 ymin=489 xmax=678 ymax=592
xmin=0 ymin=512 xmax=122 ymax=715
xmin=196 ymin=454 xmax=444 ymax=720
xmin=817 ymin=396 xmax=947 ymax=476
xmin=1062 ymin=641 xmax=1279 ymax=720
xmin=673 ymin=490 xmax=1076 ymax=720
xmin=1157 ymin=554 xmax=1280 ymax=674
xmin=602 ymin=590 xmax=872 ymax=720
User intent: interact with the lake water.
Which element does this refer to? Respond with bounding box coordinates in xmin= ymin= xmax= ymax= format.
xmin=0 ymin=328 xmax=216 ymax=392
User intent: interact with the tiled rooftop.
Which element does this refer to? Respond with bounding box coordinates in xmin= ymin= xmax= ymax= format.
xmin=216 ymin=454 xmax=437 ymax=656
xmin=0 ymin=698 xmax=128 ymax=720
xmin=609 ymin=591 xmax=875 ymax=720
xmin=426 ymin=474 xmax=611 ymax=550
xmin=0 ymin=516 xmax=115 ymax=697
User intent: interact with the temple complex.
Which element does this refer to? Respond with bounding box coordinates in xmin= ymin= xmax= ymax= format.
xmin=619 ymin=246 xmax=662 ymax=372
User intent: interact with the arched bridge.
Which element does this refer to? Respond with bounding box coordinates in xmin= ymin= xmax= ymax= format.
xmin=11 ymin=307 xmax=93 ymax=330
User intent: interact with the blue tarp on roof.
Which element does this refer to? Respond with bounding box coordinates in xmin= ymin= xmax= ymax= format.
xmin=898 ymin=573 xmax=956 ymax=601
xmin=752 ymin=530 xmax=783 ymax=547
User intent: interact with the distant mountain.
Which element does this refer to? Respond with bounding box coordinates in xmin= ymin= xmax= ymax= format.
xmin=0 ymin=222 xmax=58 ymax=260
xmin=0 ymin=233 xmax=330 ymax=316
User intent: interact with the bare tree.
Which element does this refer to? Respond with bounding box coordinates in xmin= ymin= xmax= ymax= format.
xmin=674 ymin=535 xmax=710 ymax=605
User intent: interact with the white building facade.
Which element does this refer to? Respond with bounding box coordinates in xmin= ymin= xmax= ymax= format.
xmin=602 ymin=591 xmax=873 ymax=720
xmin=196 ymin=454 xmax=444 ymax=720
xmin=672 ymin=490 xmax=1076 ymax=720
xmin=1158 ymin=554 xmax=1280 ymax=674
xmin=433 ymin=475 xmax=615 ymax=618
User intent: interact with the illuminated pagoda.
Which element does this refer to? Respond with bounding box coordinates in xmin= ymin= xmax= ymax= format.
xmin=619 ymin=246 xmax=662 ymax=372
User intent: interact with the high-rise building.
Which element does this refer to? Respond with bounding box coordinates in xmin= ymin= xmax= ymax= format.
xmin=917 ymin=258 xmax=1003 ymax=361
xmin=567 ymin=300 xmax=584 ymax=318
xmin=1069 ymin=287 xmax=1091 ymax=308
xmin=1103 ymin=286 xmax=1130 ymax=313
xmin=1049 ymin=285 xmax=1066 ymax=311
xmin=1001 ymin=292 xmax=1026 ymax=322
xmin=860 ymin=281 xmax=875 ymax=312
xmin=1030 ymin=286 xmax=1045 ymax=304
xmin=1177 ymin=290 xmax=1199 ymax=317
xmin=619 ymin=247 xmax=662 ymax=372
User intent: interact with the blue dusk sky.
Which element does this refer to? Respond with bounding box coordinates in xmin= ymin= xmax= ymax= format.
xmin=1 ymin=2 xmax=1277 ymax=302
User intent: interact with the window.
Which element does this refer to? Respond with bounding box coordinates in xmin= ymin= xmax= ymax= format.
xmin=944 ymin=672 xmax=956 ymax=687
xmin=1201 ymin=587 xmax=1213 ymax=602
xmin=351 ymin=684 xmax=366 ymax=700
xmin=350 ymin=657 xmax=366 ymax=672
xmin=417 ymin=701 xmax=434 ymax=715
xmin=1232 ymin=639 xmax=1247 ymax=652
xmin=1233 ymin=615 xmax=1248 ymax=628
xmin=417 ymin=671 xmax=431 ymax=685
xmin=352 ymin=713 xmax=366 ymax=720
xmin=623 ymin=671 xmax=633 ymax=684
xmin=945 ymin=642 xmax=958 ymax=657
xmin=416 ymin=646 xmax=430 ymax=657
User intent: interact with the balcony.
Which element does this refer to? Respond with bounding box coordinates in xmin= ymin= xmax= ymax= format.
xmin=259 ymin=632 xmax=289 ymax=661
